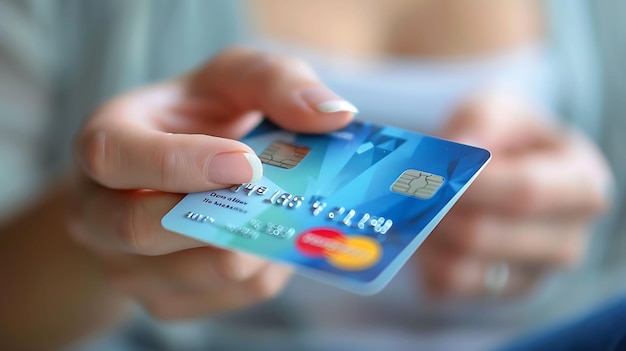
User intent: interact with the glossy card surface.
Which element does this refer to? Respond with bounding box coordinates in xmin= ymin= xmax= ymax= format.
xmin=162 ymin=120 xmax=490 ymax=294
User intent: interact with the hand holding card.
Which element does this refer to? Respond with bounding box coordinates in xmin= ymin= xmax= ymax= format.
xmin=66 ymin=48 xmax=356 ymax=320
xmin=162 ymin=119 xmax=490 ymax=294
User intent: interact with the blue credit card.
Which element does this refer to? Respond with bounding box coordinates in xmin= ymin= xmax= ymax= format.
xmin=162 ymin=119 xmax=490 ymax=294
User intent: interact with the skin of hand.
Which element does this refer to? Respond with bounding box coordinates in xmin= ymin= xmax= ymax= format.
xmin=67 ymin=47 xmax=355 ymax=320
xmin=417 ymin=92 xmax=614 ymax=299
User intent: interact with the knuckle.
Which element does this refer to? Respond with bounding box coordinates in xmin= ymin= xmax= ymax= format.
xmin=117 ymin=200 xmax=159 ymax=255
xmin=155 ymin=138 xmax=183 ymax=188
xmin=81 ymin=130 xmax=110 ymax=184
xmin=213 ymin=251 xmax=252 ymax=282
xmin=246 ymin=270 xmax=287 ymax=301
xmin=79 ymin=101 xmax=129 ymax=187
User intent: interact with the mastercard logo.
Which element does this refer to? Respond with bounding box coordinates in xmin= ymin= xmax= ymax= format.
xmin=295 ymin=227 xmax=382 ymax=270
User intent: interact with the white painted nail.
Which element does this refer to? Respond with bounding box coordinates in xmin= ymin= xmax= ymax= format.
xmin=243 ymin=153 xmax=263 ymax=183
xmin=316 ymin=100 xmax=359 ymax=114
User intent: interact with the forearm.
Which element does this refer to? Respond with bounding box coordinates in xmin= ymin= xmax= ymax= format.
xmin=0 ymin=178 xmax=127 ymax=350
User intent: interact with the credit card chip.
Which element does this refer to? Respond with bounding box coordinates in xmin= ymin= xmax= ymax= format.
xmin=391 ymin=170 xmax=444 ymax=199
xmin=259 ymin=141 xmax=310 ymax=169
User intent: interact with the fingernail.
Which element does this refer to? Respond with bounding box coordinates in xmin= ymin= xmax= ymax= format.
xmin=298 ymin=87 xmax=358 ymax=114
xmin=317 ymin=100 xmax=359 ymax=113
xmin=208 ymin=152 xmax=263 ymax=185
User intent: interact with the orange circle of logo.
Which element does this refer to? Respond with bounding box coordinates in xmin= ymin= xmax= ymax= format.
xmin=296 ymin=228 xmax=382 ymax=270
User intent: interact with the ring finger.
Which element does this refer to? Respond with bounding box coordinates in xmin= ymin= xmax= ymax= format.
xmin=417 ymin=242 xmax=545 ymax=298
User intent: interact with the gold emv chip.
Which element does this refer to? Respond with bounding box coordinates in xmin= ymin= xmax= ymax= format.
xmin=391 ymin=170 xmax=445 ymax=199
xmin=259 ymin=141 xmax=310 ymax=169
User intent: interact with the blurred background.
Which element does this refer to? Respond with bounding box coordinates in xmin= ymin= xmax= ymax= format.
xmin=1 ymin=0 xmax=625 ymax=350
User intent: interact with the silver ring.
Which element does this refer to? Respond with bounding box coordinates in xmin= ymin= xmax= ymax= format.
xmin=484 ymin=262 xmax=510 ymax=295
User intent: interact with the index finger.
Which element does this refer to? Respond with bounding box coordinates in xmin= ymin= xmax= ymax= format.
xmin=76 ymin=48 xmax=357 ymax=192
xmin=191 ymin=46 xmax=356 ymax=133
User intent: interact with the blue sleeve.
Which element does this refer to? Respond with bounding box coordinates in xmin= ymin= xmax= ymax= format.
xmin=500 ymin=296 xmax=626 ymax=351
